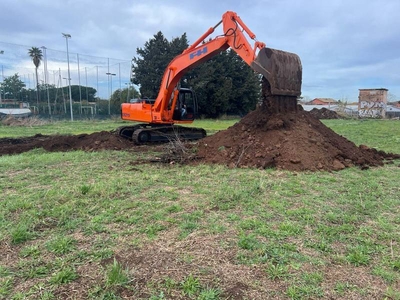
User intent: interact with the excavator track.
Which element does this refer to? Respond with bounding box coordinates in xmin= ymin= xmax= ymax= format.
xmin=117 ymin=124 xmax=207 ymax=144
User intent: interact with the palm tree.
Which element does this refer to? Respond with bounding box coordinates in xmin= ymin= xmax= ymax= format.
xmin=28 ymin=47 xmax=43 ymax=108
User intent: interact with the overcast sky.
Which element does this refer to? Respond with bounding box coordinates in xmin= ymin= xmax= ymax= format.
xmin=0 ymin=0 xmax=399 ymax=101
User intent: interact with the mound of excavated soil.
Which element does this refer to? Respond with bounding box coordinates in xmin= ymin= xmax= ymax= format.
xmin=195 ymin=105 xmax=399 ymax=171
xmin=309 ymin=107 xmax=341 ymax=119
xmin=193 ymin=77 xmax=399 ymax=171
xmin=0 ymin=131 xmax=135 ymax=156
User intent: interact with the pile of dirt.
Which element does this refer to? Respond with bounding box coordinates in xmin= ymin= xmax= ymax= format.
xmin=0 ymin=131 xmax=135 ymax=156
xmin=309 ymin=107 xmax=341 ymax=119
xmin=194 ymin=79 xmax=399 ymax=171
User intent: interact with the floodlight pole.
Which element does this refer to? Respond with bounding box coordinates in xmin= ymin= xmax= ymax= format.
xmin=41 ymin=46 xmax=51 ymax=115
xmin=0 ymin=50 xmax=3 ymax=101
xmin=62 ymin=33 xmax=73 ymax=121
xmin=106 ymin=72 xmax=116 ymax=115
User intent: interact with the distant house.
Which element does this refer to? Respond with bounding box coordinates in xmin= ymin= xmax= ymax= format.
xmin=308 ymin=98 xmax=338 ymax=105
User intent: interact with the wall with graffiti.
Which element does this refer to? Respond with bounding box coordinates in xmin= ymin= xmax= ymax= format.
xmin=358 ymin=88 xmax=388 ymax=118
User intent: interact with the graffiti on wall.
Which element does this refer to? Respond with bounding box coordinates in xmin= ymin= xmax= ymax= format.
xmin=358 ymin=89 xmax=387 ymax=118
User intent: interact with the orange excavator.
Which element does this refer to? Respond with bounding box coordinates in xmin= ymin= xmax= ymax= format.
xmin=119 ymin=11 xmax=302 ymax=143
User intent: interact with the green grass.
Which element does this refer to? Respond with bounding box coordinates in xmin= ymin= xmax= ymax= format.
xmin=0 ymin=118 xmax=237 ymax=138
xmin=322 ymin=119 xmax=400 ymax=153
xmin=0 ymin=118 xmax=399 ymax=299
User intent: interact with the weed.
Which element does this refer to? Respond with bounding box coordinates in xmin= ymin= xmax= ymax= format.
xmin=50 ymin=267 xmax=78 ymax=284
xmin=46 ymin=236 xmax=76 ymax=255
xmin=384 ymin=286 xmax=400 ymax=300
xmin=0 ymin=266 xmax=11 ymax=277
xmin=149 ymin=291 xmax=166 ymax=299
xmin=334 ymin=281 xmax=357 ymax=296
xmin=179 ymin=221 xmax=199 ymax=238
xmin=160 ymin=276 xmax=178 ymax=294
xmin=80 ymin=184 xmax=91 ymax=195
xmin=265 ymin=263 xmax=290 ymax=280
xmin=302 ymin=272 xmax=324 ymax=285
xmin=238 ymin=233 xmax=259 ymax=250
xmin=141 ymin=223 xmax=166 ymax=238
xmin=167 ymin=204 xmax=182 ymax=213
xmin=20 ymin=262 xmax=49 ymax=279
xmin=105 ymin=259 xmax=129 ymax=287
xmin=286 ymin=284 xmax=324 ymax=299
xmin=0 ymin=278 xmax=13 ymax=297
xmin=20 ymin=245 xmax=41 ymax=258
xmin=10 ymin=224 xmax=33 ymax=244
xmin=180 ymin=274 xmax=201 ymax=297
xmin=278 ymin=221 xmax=303 ymax=236
xmin=391 ymin=258 xmax=400 ymax=271
xmin=346 ymin=247 xmax=371 ymax=266
xmin=305 ymin=238 xmax=332 ymax=253
xmin=198 ymin=287 xmax=221 ymax=300
xmin=372 ymin=266 xmax=398 ymax=283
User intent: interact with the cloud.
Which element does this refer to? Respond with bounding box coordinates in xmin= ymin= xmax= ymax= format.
xmin=1 ymin=0 xmax=399 ymax=100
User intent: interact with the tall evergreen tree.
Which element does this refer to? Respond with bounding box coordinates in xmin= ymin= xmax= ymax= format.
xmin=132 ymin=32 xmax=190 ymax=98
xmin=187 ymin=50 xmax=260 ymax=117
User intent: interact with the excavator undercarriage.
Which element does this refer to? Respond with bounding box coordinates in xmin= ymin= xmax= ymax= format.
xmin=118 ymin=124 xmax=207 ymax=144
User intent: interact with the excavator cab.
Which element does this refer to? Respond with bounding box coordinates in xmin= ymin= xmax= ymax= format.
xmin=173 ymin=88 xmax=199 ymax=121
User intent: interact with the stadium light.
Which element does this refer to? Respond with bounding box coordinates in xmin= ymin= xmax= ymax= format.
xmin=106 ymin=72 xmax=116 ymax=115
xmin=62 ymin=33 xmax=73 ymax=121
xmin=0 ymin=50 xmax=3 ymax=101
xmin=41 ymin=46 xmax=51 ymax=115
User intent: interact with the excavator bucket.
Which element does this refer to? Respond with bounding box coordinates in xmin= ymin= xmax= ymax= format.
xmin=251 ymin=47 xmax=302 ymax=97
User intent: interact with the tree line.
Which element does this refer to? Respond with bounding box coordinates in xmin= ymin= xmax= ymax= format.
xmin=132 ymin=32 xmax=261 ymax=118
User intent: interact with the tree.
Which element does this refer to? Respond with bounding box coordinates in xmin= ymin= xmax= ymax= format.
xmin=0 ymin=73 xmax=26 ymax=100
xmin=186 ymin=50 xmax=260 ymax=117
xmin=132 ymin=32 xmax=189 ymax=98
xmin=68 ymin=85 xmax=97 ymax=102
xmin=28 ymin=47 xmax=43 ymax=107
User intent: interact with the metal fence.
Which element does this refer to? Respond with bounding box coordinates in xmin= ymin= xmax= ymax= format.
xmin=0 ymin=41 xmax=133 ymax=102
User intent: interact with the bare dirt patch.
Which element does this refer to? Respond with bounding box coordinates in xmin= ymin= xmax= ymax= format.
xmin=0 ymin=131 xmax=136 ymax=156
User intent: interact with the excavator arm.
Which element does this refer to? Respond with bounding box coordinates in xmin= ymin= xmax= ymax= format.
xmin=121 ymin=10 xmax=302 ymax=127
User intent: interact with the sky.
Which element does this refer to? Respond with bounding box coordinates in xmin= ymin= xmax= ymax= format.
xmin=0 ymin=0 xmax=399 ymax=101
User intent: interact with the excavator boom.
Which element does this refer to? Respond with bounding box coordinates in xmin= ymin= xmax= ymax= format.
xmin=120 ymin=11 xmax=302 ymax=143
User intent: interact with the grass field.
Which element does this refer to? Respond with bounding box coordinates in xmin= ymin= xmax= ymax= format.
xmin=0 ymin=118 xmax=399 ymax=299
